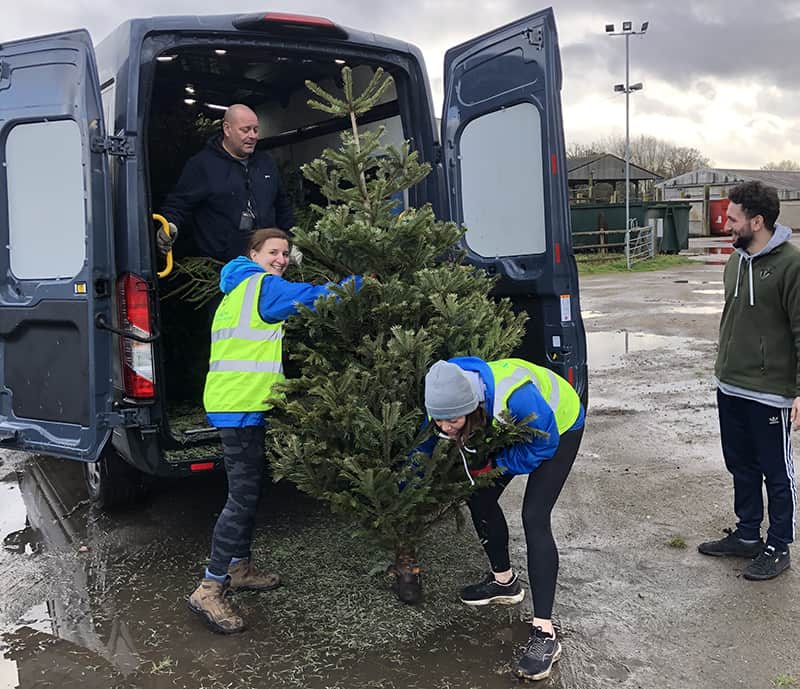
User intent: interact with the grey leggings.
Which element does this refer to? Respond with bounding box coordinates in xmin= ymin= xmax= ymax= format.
xmin=208 ymin=426 xmax=266 ymax=576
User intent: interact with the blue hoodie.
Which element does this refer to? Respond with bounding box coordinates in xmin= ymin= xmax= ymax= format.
xmin=206 ymin=256 xmax=362 ymax=427
xmin=418 ymin=356 xmax=584 ymax=475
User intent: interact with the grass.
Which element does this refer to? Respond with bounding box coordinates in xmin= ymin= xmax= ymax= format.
xmin=774 ymin=675 xmax=797 ymax=687
xmin=667 ymin=537 xmax=687 ymax=549
xmin=576 ymin=254 xmax=693 ymax=275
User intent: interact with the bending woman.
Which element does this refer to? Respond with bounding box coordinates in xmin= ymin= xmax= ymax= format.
xmin=423 ymin=356 xmax=584 ymax=681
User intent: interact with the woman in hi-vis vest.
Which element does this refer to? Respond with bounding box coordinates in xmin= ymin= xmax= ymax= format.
xmin=421 ymin=356 xmax=584 ymax=682
xmin=189 ymin=228 xmax=362 ymax=635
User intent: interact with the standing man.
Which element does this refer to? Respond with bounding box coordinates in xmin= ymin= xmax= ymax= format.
xmin=158 ymin=104 xmax=294 ymax=262
xmin=699 ymin=180 xmax=800 ymax=581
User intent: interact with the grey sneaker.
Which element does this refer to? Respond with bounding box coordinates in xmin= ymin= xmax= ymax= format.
xmin=742 ymin=545 xmax=790 ymax=581
xmin=516 ymin=626 xmax=562 ymax=681
xmin=698 ymin=528 xmax=763 ymax=557
xmin=459 ymin=572 xmax=525 ymax=606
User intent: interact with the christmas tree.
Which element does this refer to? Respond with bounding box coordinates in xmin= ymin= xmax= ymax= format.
xmin=269 ymin=67 xmax=532 ymax=603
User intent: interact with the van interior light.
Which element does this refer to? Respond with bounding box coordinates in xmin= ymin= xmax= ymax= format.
xmin=205 ymin=103 xmax=228 ymax=111
xmin=214 ymin=49 xmax=227 ymax=55
xmin=185 ymin=85 xmax=195 ymax=94
xmin=156 ymin=55 xmax=175 ymax=62
xmin=334 ymin=59 xmax=346 ymax=65
xmin=184 ymin=98 xmax=196 ymax=105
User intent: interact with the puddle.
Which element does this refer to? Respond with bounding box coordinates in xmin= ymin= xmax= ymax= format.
xmin=0 ymin=647 xmax=17 ymax=689
xmin=692 ymin=289 xmax=724 ymax=295
xmin=666 ymin=305 xmax=722 ymax=315
xmin=0 ymin=474 xmax=41 ymax=556
xmin=673 ymin=280 xmax=723 ymax=286
xmin=0 ymin=456 xmax=575 ymax=689
xmin=700 ymin=246 xmax=734 ymax=265
xmin=587 ymin=330 xmax=696 ymax=369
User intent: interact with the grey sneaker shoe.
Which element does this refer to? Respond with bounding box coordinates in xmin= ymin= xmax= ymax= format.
xmin=698 ymin=528 xmax=763 ymax=557
xmin=459 ymin=572 xmax=525 ymax=606
xmin=188 ymin=578 xmax=245 ymax=634
xmin=516 ymin=626 xmax=562 ymax=681
xmin=742 ymin=545 xmax=790 ymax=581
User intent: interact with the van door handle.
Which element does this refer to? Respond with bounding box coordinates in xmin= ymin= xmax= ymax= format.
xmin=95 ymin=313 xmax=160 ymax=343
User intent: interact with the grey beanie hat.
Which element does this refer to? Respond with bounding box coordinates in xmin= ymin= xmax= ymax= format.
xmin=424 ymin=360 xmax=480 ymax=419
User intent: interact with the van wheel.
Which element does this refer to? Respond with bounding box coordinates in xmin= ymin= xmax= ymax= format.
xmin=83 ymin=447 xmax=149 ymax=510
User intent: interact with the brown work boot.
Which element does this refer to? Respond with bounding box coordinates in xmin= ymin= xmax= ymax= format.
xmin=188 ymin=578 xmax=245 ymax=634
xmin=227 ymin=559 xmax=282 ymax=592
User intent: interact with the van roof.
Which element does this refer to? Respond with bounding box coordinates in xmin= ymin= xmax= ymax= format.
xmin=96 ymin=13 xmax=415 ymax=56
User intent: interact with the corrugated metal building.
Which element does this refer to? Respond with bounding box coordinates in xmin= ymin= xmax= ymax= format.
xmin=656 ymin=168 xmax=800 ymax=232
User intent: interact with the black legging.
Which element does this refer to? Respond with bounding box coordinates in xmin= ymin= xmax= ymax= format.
xmin=208 ymin=426 xmax=266 ymax=576
xmin=466 ymin=426 xmax=583 ymax=619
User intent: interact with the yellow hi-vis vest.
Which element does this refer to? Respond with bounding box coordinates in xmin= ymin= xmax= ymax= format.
xmin=203 ymin=273 xmax=284 ymax=413
xmin=487 ymin=358 xmax=581 ymax=434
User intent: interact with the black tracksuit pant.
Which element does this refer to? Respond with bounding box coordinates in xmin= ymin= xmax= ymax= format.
xmin=467 ymin=426 xmax=583 ymax=620
xmin=717 ymin=389 xmax=797 ymax=550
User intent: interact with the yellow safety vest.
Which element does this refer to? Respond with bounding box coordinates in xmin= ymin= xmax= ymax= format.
xmin=487 ymin=358 xmax=581 ymax=434
xmin=203 ymin=273 xmax=284 ymax=413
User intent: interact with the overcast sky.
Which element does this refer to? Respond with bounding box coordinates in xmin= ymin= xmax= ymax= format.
xmin=2 ymin=0 xmax=798 ymax=170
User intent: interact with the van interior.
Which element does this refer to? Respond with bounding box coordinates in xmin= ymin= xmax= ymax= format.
xmin=144 ymin=44 xmax=407 ymax=459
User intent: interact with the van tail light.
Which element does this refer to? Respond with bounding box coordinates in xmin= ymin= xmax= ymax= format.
xmin=233 ymin=12 xmax=348 ymax=38
xmin=567 ymin=367 xmax=575 ymax=386
xmin=117 ymin=273 xmax=155 ymax=399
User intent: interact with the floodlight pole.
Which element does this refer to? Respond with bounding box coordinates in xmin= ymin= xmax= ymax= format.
xmin=625 ymin=32 xmax=630 ymax=234
xmin=607 ymin=22 xmax=648 ymax=236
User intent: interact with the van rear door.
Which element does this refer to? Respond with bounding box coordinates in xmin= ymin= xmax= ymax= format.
xmin=441 ymin=8 xmax=587 ymax=399
xmin=0 ymin=30 xmax=115 ymax=461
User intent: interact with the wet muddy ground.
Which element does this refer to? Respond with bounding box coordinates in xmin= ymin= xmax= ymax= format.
xmin=2 ymin=242 xmax=799 ymax=688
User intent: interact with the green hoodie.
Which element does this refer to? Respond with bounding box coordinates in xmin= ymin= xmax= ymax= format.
xmin=715 ymin=224 xmax=800 ymax=399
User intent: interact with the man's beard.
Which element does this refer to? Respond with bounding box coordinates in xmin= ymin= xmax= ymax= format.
xmin=732 ymin=227 xmax=753 ymax=250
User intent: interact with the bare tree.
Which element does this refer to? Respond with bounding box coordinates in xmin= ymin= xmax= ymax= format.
xmin=566 ymin=142 xmax=602 ymax=160
xmin=567 ymin=134 xmax=712 ymax=178
xmin=762 ymin=160 xmax=800 ymax=171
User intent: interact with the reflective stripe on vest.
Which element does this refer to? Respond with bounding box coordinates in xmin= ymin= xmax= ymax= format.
xmin=488 ymin=358 xmax=580 ymax=434
xmin=203 ymin=274 xmax=285 ymax=414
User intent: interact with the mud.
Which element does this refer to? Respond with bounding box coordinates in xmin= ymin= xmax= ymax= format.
xmin=2 ymin=250 xmax=799 ymax=688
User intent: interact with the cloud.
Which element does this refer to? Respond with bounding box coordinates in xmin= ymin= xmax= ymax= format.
xmin=0 ymin=0 xmax=797 ymax=167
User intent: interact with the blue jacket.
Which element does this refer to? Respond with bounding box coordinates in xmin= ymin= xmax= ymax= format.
xmin=420 ymin=356 xmax=585 ymax=475
xmin=207 ymin=256 xmax=362 ymax=428
xmin=160 ymin=135 xmax=295 ymax=262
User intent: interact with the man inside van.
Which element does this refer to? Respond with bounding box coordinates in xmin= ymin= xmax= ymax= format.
xmin=158 ymin=104 xmax=295 ymax=262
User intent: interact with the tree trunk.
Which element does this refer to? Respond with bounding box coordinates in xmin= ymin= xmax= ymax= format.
xmin=391 ymin=545 xmax=422 ymax=605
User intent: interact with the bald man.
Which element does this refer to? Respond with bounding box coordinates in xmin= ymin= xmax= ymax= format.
xmin=160 ymin=104 xmax=294 ymax=262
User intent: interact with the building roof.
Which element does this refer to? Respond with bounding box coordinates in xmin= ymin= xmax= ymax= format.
xmin=566 ymin=153 xmax=661 ymax=183
xmin=657 ymin=168 xmax=800 ymax=192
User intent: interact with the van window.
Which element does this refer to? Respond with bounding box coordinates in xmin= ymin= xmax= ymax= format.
xmin=6 ymin=120 xmax=86 ymax=279
xmin=459 ymin=102 xmax=546 ymax=257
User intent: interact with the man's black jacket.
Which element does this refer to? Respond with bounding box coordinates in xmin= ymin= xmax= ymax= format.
xmin=161 ymin=134 xmax=295 ymax=262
